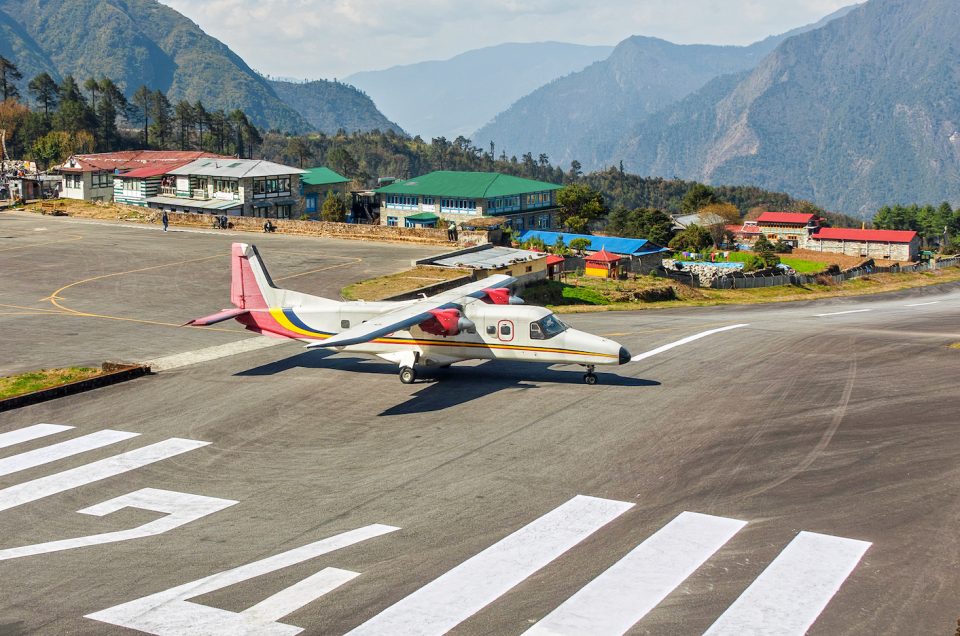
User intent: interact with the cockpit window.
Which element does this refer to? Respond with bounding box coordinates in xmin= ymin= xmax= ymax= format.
xmin=530 ymin=314 xmax=567 ymax=340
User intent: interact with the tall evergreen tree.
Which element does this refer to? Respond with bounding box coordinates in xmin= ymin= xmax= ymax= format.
xmin=27 ymin=73 xmax=60 ymax=120
xmin=149 ymin=90 xmax=173 ymax=148
xmin=53 ymin=76 xmax=96 ymax=135
xmin=0 ymin=56 xmax=22 ymax=101
xmin=83 ymin=77 xmax=99 ymax=111
xmin=132 ymin=85 xmax=152 ymax=147
xmin=174 ymin=100 xmax=193 ymax=150
xmin=95 ymin=78 xmax=128 ymax=151
xmin=193 ymin=101 xmax=208 ymax=151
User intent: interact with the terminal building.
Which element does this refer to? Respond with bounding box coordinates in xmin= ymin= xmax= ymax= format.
xmin=375 ymin=171 xmax=562 ymax=231
xmin=57 ymin=151 xmax=223 ymax=202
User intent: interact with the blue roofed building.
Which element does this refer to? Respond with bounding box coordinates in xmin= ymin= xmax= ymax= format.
xmin=516 ymin=230 xmax=670 ymax=274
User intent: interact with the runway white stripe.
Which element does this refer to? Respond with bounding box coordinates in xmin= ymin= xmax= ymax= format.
xmin=0 ymin=429 xmax=140 ymax=477
xmin=0 ymin=424 xmax=72 ymax=449
xmin=348 ymin=495 xmax=634 ymax=636
xmin=526 ymin=511 xmax=746 ymax=636
xmin=144 ymin=338 xmax=285 ymax=372
xmin=906 ymin=301 xmax=940 ymax=307
xmin=0 ymin=438 xmax=209 ymax=512
xmin=243 ymin=567 xmax=359 ymax=623
xmin=814 ymin=309 xmax=872 ymax=317
xmin=631 ymin=324 xmax=749 ymax=362
xmin=704 ymin=531 xmax=871 ymax=636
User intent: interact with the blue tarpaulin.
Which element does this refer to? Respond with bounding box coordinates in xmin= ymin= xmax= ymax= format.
xmin=516 ymin=231 xmax=669 ymax=256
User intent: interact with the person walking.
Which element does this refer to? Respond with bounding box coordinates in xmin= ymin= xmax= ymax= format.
xmin=162 ymin=210 xmax=169 ymax=232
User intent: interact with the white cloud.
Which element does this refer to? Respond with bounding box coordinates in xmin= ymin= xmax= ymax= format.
xmin=159 ymin=0 xmax=854 ymax=79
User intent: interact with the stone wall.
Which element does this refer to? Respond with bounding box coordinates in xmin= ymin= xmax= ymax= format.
xmin=149 ymin=210 xmax=491 ymax=246
xmin=805 ymin=238 xmax=917 ymax=262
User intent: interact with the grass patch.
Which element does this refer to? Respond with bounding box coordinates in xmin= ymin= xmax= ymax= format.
xmin=341 ymin=266 xmax=470 ymax=301
xmin=779 ymin=257 xmax=827 ymax=274
xmin=0 ymin=367 xmax=102 ymax=400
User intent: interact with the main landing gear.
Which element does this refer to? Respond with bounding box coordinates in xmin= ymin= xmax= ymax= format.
xmin=583 ymin=365 xmax=598 ymax=385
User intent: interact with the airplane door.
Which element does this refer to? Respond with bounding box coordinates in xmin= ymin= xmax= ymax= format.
xmin=497 ymin=320 xmax=514 ymax=342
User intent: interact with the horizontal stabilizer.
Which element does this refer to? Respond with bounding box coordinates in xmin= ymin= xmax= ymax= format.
xmin=185 ymin=308 xmax=249 ymax=327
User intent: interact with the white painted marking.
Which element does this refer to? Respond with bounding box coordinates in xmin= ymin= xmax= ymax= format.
xmin=0 ymin=438 xmax=209 ymax=512
xmin=145 ymin=338 xmax=285 ymax=372
xmin=0 ymin=488 xmax=236 ymax=560
xmin=348 ymin=495 xmax=634 ymax=636
xmin=704 ymin=531 xmax=871 ymax=636
xmin=86 ymin=524 xmax=399 ymax=636
xmin=905 ymin=301 xmax=940 ymax=307
xmin=631 ymin=324 xmax=749 ymax=362
xmin=243 ymin=568 xmax=359 ymax=623
xmin=526 ymin=511 xmax=746 ymax=636
xmin=0 ymin=424 xmax=72 ymax=449
xmin=0 ymin=429 xmax=139 ymax=477
xmin=814 ymin=309 xmax=872 ymax=317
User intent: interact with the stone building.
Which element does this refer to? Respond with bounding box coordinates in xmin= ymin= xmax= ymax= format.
xmin=806 ymin=228 xmax=920 ymax=261
xmin=57 ymin=151 xmax=222 ymax=202
xmin=755 ymin=212 xmax=820 ymax=245
xmin=301 ymin=167 xmax=351 ymax=219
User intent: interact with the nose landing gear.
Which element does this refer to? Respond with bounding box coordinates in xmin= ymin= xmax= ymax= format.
xmin=399 ymin=366 xmax=417 ymax=384
xmin=583 ymin=365 xmax=598 ymax=385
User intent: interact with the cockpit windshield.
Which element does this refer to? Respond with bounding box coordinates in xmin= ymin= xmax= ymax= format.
xmin=530 ymin=314 xmax=568 ymax=340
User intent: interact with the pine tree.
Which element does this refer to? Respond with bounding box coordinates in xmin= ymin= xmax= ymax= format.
xmin=27 ymin=73 xmax=60 ymax=120
xmin=0 ymin=57 xmax=22 ymax=101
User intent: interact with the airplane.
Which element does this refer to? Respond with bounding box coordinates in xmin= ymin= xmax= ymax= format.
xmin=187 ymin=243 xmax=631 ymax=384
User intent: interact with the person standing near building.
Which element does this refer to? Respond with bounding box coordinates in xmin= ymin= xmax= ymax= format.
xmin=162 ymin=210 xmax=169 ymax=232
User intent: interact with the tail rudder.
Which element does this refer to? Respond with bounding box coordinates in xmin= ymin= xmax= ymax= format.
xmin=231 ymin=243 xmax=280 ymax=309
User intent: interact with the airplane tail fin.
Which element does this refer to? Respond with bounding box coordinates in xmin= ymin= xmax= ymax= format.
xmin=231 ymin=242 xmax=281 ymax=309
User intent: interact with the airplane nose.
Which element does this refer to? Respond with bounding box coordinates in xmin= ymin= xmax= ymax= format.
xmin=619 ymin=346 xmax=631 ymax=365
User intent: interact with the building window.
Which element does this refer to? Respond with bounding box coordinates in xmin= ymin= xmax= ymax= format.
xmin=276 ymin=204 xmax=292 ymax=219
xmin=123 ymin=179 xmax=139 ymax=193
xmin=94 ymin=172 xmax=112 ymax=187
xmin=423 ymin=196 xmax=434 ymax=205
xmin=306 ymin=194 xmax=317 ymax=213
xmin=386 ymin=216 xmax=398 ymax=227
xmin=214 ymin=179 xmax=238 ymax=194
xmin=65 ymin=174 xmax=81 ymax=189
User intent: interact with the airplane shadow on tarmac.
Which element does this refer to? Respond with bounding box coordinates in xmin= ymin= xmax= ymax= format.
xmin=236 ymin=351 xmax=660 ymax=416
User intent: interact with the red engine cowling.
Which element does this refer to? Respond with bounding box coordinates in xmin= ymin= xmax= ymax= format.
xmin=419 ymin=308 xmax=468 ymax=336
xmin=481 ymin=288 xmax=512 ymax=305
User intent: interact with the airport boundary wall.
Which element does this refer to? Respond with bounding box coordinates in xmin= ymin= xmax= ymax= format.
xmin=705 ymin=257 xmax=959 ymax=290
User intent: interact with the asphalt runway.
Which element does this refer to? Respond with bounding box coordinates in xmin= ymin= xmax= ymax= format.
xmin=1 ymin=211 xmax=959 ymax=635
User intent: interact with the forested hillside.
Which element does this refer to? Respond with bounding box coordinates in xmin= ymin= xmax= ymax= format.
xmin=268 ymin=80 xmax=403 ymax=135
xmin=615 ymin=0 xmax=960 ymax=216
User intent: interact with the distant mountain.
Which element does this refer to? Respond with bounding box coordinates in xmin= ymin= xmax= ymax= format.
xmin=268 ymin=80 xmax=404 ymax=135
xmin=345 ymin=42 xmax=614 ymax=141
xmin=475 ymin=5 xmax=858 ymax=169
xmin=0 ymin=0 xmax=399 ymax=136
xmin=616 ymin=0 xmax=960 ymax=215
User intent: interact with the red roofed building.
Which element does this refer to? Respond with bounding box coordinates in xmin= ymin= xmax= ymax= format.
xmin=58 ymin=151 xmax=225 ymax=203
xmin=755 ymin=211 xmax=821 ymax=245
xmin=584 ymin=248 xmax=623 ymax=278
xmin=726 ymin=221 xmax=763 ymax=244
xmin=807 ymin=227 xmax=920 ymax=261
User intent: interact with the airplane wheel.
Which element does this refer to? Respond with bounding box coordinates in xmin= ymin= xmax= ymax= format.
xmin=584 ymin=373 xmax=598 ymax=385
xmin=400 ymin=366 xmax=417 ymax=384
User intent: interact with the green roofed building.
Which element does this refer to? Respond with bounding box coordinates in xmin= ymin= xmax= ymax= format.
xmin=301 ymin=166 xmax=351 ymax=219
xmin=375 ymin=171 xmax=562 ymax=230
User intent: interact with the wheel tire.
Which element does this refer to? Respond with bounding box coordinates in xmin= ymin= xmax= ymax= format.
xmin=400 ymin=367 xmax=417 ymax=384
xmin=584 ymin=373 xmax=598 ymax=385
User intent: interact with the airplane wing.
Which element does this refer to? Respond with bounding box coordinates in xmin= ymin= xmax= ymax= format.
xmin=305 ymin=274 xmax=516 ymax=349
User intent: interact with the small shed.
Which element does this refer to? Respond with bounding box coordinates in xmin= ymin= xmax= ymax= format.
xmin=546 ymin=254 xmax=565 ymax=280
xmin=404 ymin=212 xmax=440 ymax=228
xmin=585 ymin=248 xmax=622 ymax=278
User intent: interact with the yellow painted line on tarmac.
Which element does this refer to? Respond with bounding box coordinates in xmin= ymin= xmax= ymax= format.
xmin=0 ymin=303 xmax=68 ymax=314
xmin=274 ymin=257 xmax=362 ymax=282
xmin=0 ymin=234 xmax=84 ymax=252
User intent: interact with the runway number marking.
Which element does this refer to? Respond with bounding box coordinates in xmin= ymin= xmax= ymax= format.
xmin=814 ymin=309 xmax=872 ymax=317
xmin=0 ymin=437 xmax=209 ymax=512
xmin=0 ymin=488 xmax=236 ymax=561
xmin=704 ymin=531 xmax=871 ymax=635
xmin=0 ymin=424 xmax=228 ymax=562
xmin=86 ymin=524 xmax=400 ymax=636
xmin=525 ymin=511 xmax=746 ymax=636
xmin=631 ymin=324 xmax=749 ymax=362
xmin=348 ymin=495 xmax=633 ymax=636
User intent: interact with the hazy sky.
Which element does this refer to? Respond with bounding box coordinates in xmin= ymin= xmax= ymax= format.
xmin=159 ymin=0 xmax=853 ymax=79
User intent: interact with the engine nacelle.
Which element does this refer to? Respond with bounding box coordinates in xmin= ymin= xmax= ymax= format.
xmin=419 ymin=308 xmax=475 ymax=336
xmin=481 ymin=288 xmax=524 ymax=305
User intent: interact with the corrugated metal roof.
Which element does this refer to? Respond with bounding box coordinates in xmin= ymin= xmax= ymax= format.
xmin=811 ymin=228 xmax=918 ymax=243
xmin=432 ymin=246 xmax=544 ymax=269
xmin=59 ymin=151 xmax=225 ymax=173
xmin=405 ymin=212 xmax=439 ymax=222
xmin=586 ymin=248 xmax=621 ymax=263
xmin=301 ymin=166 xmax=350 ymax=186
xmin=375 ymin=171 xmax=562 ymax=198
xmin=757 ymin=212 xmax=816 ymax=224
xmin=117 ymin=165 xmax=180 ymax=178
xmin=517 ymin=231 xmax=668 ymax=256
xmin=169 ymin=158 xmax=306 ymax=178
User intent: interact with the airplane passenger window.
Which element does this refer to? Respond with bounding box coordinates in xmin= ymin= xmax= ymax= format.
xmin=341 ymin=320 xmax=350 ymax=329
xmin=500 ymin=323 xmax=512 ymax=336
xmin=486 ymin=325 xmax=496 ymax=335
xmin=530 ymin=322 xmax=545 ymax=340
